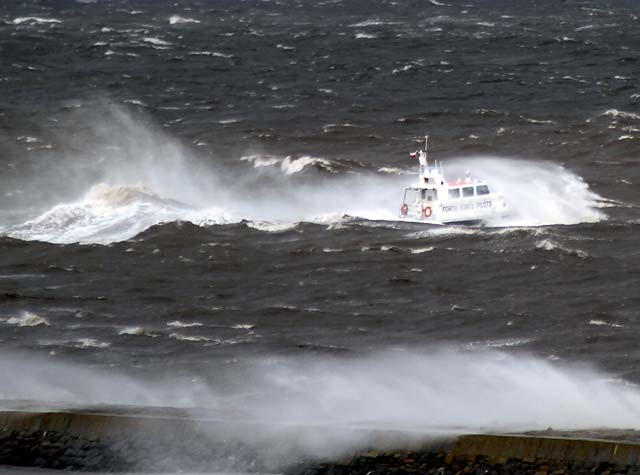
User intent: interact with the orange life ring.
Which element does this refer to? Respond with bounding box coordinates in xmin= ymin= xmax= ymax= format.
xmin=400 ymin=203 xmax=408 ymax=216
xmin=422 ymin=206 xmax=432 ymax=218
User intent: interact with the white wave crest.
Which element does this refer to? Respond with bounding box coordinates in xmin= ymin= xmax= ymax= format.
xmin=4 ymin=311 xmax=50 ymax=327
xmin=118 ymin=326 xmax=159 ymax=337
xmin=589 ymin=320 xmax=623 ymax=329
xmin=167 ymin=321 xmax=203 ymax=328
xmin=377 ymin=167 xmax=413 ymax=175
xmin=407 ymin=227 xmax=482 ymax=239
xmin=5 ymin=183 xmax=233 ymax=244
xmin=348 ymin=19 xmax=398 ymax=28
xmin=240 ymin=154 xmax=340 ymax=175
xmin=74 ymin=338 xmax=110 ymax=349
xmin=601 ymin=109 xmax=640 ymax=121
xmin=4 ymin=154 xmax=604 ymax=244
xmin=410 ymin=246 xmax=435 ymax=254
xmin=142 ymin=37 xmax=172 ymax=46
xmin=282 ymin=156 xmax=338 ymax=174
xmin=355 ymin=33 xmax=377 ymax=39
xmin=535 ymin=238 xmax=589 ymax=258
xmin=246 ymin=221 xmax=298 ymax=232
xmin=169 ymin=15 xmax=201 ymax=25
xmin=169 ymin=333 xmax=217 ymax=343
xmin=188 ymin=51 xmax=232 ymax=58
xmin=1 ymin=107 xmax=606 ymax=245
xmin=13 ymin=17 xmax=61 ymax=25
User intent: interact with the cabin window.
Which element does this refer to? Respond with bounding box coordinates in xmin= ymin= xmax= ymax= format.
xmin=462 ymin=186 xmax=475 ymax=198
xmin=421 ymin=189 xmax=437 ymax=201
xmin=476 ymin=185 xmax=490 ymax=196
xmin=448 ymin=188 xmax=461 ymax=199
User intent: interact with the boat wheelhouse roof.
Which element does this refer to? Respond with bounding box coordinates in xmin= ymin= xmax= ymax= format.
xmin=407 ymin=178 xmax=489 ymax=190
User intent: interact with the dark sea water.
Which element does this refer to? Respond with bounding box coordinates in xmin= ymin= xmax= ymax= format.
xmin=1 ymin=0 xmax=640 ymax=472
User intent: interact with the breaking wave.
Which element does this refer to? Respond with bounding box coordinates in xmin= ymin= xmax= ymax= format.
xmin=0 ymin=107 xmax=606 ymax=245
xmin=13 ymin=17 xmax=62 ymax=25
xmin=2 ymin=311 xmax=50 ymax=327
xmin=2 ymin=155 xmax=605 ymax=244
xmin=241 ymin=154 xmax=341 ymax=175
xmin=168 ymin=15 xmax=200 ymax=25
xmin=536 ymin=238 xmax=589 ymax=259
xmin=4 ymin=183 xmax=232 ymax=244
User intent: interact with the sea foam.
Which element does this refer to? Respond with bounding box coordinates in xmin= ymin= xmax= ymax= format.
xmin=169 ymin=15 xmax=200 ymax=25
xmin=4 ymin=311 xmax=50 ymax=327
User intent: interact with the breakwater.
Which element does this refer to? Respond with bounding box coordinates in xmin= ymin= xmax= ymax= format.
xmin=307 ymin=433 xmax=640 ymax=475
xmin=1 ymin=403 xmax=640 ymax=473
xmin=0 ymin=402 xmax=440 ymax=472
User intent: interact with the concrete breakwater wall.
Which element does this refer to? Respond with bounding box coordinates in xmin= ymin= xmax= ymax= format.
xmin=0 ymin=405 xmax=445 ymax=472
xmin=0 ymin=406 xmax=288 ymax=472
xmin=307 ymin=434 xmax=640 ymax=475
xmin=1 ymin=405 xmax=640 ymax=473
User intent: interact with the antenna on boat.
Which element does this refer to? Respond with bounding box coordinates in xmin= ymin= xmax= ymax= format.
xmin=424 ymin=135 xmax=429 ymax=165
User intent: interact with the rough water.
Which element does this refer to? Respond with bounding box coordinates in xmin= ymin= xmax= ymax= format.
xmin=1 ymin=0 xmax=640 ymax=472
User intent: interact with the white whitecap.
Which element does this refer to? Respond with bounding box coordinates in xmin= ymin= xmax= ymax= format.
xmin=118 ymin=326 xmax=159 ymax=337
xmin=246 ymin=221 xmax=297 ymax=232
xmin=6 ymin=184 xmax=234 ymax=244
xmin=535 ymin=239 xmax=589 ymax=259
xmin=167 ymin=321 xmax=203 ymax=328
xmin=410 ymin=246 xmax=435 ymax=254
xmin=13 ymin=17 xmax=61 ymax=25
xmin=377 ymin=167 xmax=413 ymax=175
xmin=169 ymin=333 xmax=217 ymax=343
xmin=188 ymin=51 xmax=232 ymax=58
xmin=5 ymin=311 xmax=50 ymax=327
xmin=142 ymin=37 xmax=172 ymax=46
xmin=74 ymin=338 xmax=110 ymax=349
xmin=169 ymin=15 xmax=201 ymax=25
xmin=589 ymin=320 xmax=623 ymax=328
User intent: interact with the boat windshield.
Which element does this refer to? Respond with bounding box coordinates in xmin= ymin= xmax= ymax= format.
xmin=476 ymin=184 xmax=490 ymax=195
xmin=421 ymin=189 xmax=437 ymax=201
xmin=405 ymin=188 xmax=438 ymax=204
xmin=405 ymin=188 xmax=420 ymax=204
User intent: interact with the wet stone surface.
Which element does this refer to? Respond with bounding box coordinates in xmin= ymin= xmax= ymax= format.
xmin=294 ymin=452 xmax=640 ymax=475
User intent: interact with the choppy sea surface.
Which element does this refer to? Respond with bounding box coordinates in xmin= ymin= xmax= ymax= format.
xmin=1 ymin=0 xmax=640 ymax=472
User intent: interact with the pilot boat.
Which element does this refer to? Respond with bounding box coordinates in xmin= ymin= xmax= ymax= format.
xmin=399 ymin=136 xmax=508 ymax=225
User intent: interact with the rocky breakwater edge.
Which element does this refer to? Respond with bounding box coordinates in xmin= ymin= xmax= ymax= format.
xmin=302 ymin=431 xmax=640 ymax=475
xmin=2 ymin=403 xmax=640 ymax=473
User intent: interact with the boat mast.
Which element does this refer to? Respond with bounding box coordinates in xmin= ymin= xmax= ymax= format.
xmin=424 ymin=135 xmax=429 ymax=167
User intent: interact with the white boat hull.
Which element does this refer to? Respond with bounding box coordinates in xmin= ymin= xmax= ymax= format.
xmin=403 ymin=193 xmax=508 ymax=225
xmin=398 ymin=135 xmax=510 ymax=226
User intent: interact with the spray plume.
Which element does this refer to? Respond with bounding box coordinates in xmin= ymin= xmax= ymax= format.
xmin=1 ymin=104 xmax=606 ymax=244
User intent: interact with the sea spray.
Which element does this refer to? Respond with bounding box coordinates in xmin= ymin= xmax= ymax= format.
xmin=1 ymin=348 xmax=639 ymax=430
xmin=2 ymin=105 xmax=606 ymax=244
xmin=444 ymin=157 xmax=605 ymax=226
xmin=1 ymin=348 xmax=639 ymax=469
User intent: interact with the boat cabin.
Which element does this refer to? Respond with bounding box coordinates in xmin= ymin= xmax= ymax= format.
xmin=399 ymin=136 xmax=507 ymax=224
